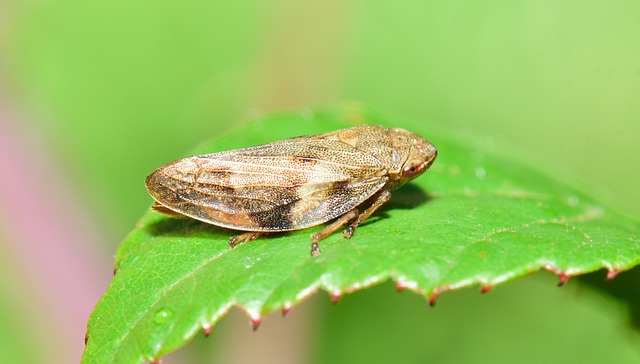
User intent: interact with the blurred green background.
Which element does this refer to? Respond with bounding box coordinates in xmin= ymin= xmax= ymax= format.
xmin=1 ymin=1 xmax=639 ymax=363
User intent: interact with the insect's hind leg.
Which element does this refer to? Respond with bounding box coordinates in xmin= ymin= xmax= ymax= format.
xmin=310 ymin=209 xmax=359 ymax=256
xmin=229 ymin=232 xmax=264 ymax=249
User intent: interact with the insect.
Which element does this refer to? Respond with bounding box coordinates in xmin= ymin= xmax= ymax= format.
xmin=145 ymin=125 xmax=437 ymax=256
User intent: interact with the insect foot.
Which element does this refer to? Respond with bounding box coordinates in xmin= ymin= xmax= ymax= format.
xmin=310 ymin=242 xmax=322 ymax=256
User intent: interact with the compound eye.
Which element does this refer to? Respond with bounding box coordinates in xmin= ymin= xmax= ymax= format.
xmin=402 ymin=161 xmax=424 ymax=178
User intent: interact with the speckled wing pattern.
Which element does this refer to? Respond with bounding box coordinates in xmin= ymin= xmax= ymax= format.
xmin=146 ymin=137 xmax=388 ymax=232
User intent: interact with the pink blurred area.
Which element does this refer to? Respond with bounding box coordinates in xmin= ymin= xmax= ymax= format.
xmin=0 ymin=106 xmax=113 ymax=362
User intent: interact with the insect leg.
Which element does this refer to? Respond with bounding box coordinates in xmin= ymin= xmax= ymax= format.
xmin=310 ymin=209 xmax=359 ymax=256
xmin=229 ymin=232 xmax=264 ymax=249
xmin=342 ymin=190 xmax=391 ymax=239
xmin=151 ymin=202 xmax=185 ymax=217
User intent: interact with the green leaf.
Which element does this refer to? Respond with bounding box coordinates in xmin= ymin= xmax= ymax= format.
xmin=82 ymin=105 xmax=640 ymax=363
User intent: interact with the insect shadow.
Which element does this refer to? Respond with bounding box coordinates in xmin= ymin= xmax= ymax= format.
xmin=145 ymin=212 xmax=299 ymax=242
xmin=383 ymin=183 xmax=431 ymax=210
xmin=145 ymin=215 xmax=247 ymax=240
xmin=144 ymin=183 xmax=431 ymax=239
xmin=358 ymin=183 xmax=432 ymax=227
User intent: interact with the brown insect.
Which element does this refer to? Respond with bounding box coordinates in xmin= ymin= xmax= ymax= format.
xmin=145 ymin=125 xmax=437 ymax=255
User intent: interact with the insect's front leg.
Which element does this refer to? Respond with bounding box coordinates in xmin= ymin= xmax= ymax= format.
xmin=343 ymin=190 xmax=391 ymax=238
xmin=309 ymin=190 xmax=392 ymax=256
xmin=310 ymin=209 xmax=359 ymax=256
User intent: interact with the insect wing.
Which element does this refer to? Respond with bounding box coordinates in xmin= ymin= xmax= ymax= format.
xmin=146 ymin=138 xmax=388 ymax=232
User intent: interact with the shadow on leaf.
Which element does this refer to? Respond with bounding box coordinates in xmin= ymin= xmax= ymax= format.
xmin=145 ymin=215 xmax=230 ymax=239
xmin=383 ymin=183 xmax=432 ymax=210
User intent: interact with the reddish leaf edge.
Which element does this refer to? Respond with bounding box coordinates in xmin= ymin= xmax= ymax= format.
xmin=136 ymin=262 xmax=627 ymax=364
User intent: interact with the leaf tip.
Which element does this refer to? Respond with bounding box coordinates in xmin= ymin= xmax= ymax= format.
xmin=331 ymin=290 xmax=343 ymax=304
xmin=544 ymin=265 xmax=573 ymax=286
xmin=202 ymin=323 xmax=213 ymax=337
xmin=250 ymin=316 xmax=263 ymax=331
xmin=606 ymin=269 xmax=620 ymax=280
xmin=480 ymin=284 xmax=493 ymax=294
xmin=282 ymin=302 xmax=292 ymax=317
xmin=428 ymin=288 xmax=443 ymax=307
xmin=557 ymin=272 xmax=571 ymax=286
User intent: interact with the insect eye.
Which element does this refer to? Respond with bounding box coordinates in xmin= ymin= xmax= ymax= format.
xmin=402 ymin=161 xmax=424 ymax=178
